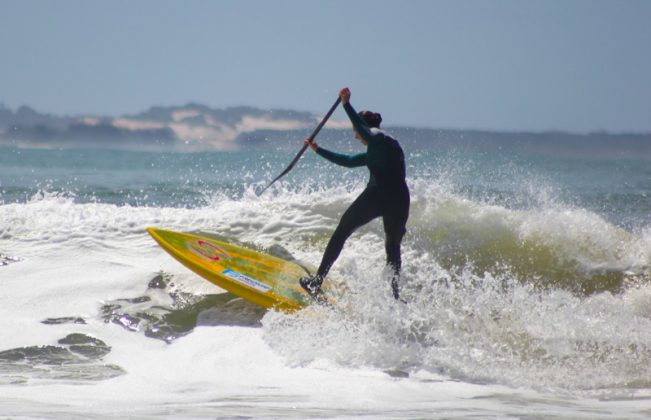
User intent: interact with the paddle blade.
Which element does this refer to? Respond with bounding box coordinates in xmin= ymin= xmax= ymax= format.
xmin=257 ymin=143 xmax=309 ymax=195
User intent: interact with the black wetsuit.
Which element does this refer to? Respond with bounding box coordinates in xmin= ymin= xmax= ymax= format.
xmin=313 ymin=102 xmax=410 ymax=299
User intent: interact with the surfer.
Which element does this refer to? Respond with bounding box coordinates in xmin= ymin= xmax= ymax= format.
xmin=300 ymin=87 xmax=410 ymax=301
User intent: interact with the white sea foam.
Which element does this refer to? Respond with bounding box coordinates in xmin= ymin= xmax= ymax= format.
xmin=1 ymin=173 xmax=651 ymax=417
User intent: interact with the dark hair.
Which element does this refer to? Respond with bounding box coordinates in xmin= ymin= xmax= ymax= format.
xmin=358 ymin=110 xmax=382 ymax=128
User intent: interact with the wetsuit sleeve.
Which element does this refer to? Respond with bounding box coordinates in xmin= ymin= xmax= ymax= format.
xmin=343 ymin=102 xmax=381 ymax=145
xmin=315 ymin=147 xmax=367 ymax=168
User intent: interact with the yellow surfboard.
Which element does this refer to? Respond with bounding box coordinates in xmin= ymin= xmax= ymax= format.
xmin=147 ymin=228 xmax=335 ymax=312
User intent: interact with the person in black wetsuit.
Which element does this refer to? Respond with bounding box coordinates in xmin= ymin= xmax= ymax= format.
xmin=300 ymin=87 xmax=410 ymax=301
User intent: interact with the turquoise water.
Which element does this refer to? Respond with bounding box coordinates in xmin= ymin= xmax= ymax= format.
xmin=2 ymin=144 xmax=650 ymax=231
xmin=1 ymin=139 xmax=651 ymax=418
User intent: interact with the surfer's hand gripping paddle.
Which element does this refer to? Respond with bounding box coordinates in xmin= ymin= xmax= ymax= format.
xmin=257 ymin=96 xmax=341 ymax=195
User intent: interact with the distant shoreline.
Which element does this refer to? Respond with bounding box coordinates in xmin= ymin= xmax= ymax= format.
xmin=1 ymin=103 xmax=649 ymax=158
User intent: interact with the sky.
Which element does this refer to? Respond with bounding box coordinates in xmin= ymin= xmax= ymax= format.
xmin=1 ymin=0 xmax=650 ymax=133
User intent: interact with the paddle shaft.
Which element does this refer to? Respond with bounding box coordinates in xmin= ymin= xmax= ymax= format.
xmin=258 ymin=97 xmax=341 ymax=195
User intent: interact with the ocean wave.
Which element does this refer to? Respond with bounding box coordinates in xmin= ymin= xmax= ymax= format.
xmin=262 ymin=256 xmax=651 ymax=393
xmin=2 ymin=177 xmax=650 ymax=295
xmin=3 ymin=179 xmax=651 ymax=394
xmin=408 ymin=181 xmax=651 ymax=294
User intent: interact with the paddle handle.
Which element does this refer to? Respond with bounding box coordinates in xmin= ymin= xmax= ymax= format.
xmin=307 ymin=96 xmax=341 ymax=141
xmin=258 ymin=96 xmax=341 ymax=195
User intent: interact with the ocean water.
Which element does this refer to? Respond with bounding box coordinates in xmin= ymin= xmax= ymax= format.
xmin=1 ymin=135 xmax=651 ymax=419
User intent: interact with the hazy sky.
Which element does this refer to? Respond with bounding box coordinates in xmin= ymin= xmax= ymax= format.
xmin=1 ymin=0 xmax=650 ymax=132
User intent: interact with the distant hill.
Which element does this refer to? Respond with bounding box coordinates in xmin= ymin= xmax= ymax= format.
xmin=0 ymin=103 xmax=649 ymax=160
xmin=0 ymin=103 xmax=342 ymax=151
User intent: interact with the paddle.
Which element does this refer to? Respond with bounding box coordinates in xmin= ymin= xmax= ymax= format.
xmin=257 ymin=96 xmax=341 ymax=195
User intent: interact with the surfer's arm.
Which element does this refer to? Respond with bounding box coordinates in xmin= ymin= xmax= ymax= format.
xmin=343 ymin=102 xmax=381 ymax=145
xmin=339 ymin=87 xmax=381 ymax=145
xmin=315 ymin=147 xmax=367 ymax=168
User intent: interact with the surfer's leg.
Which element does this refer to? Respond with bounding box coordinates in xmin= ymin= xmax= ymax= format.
xmin=382 ymin=194 xmax=410 ymax=299
xmin=383 ymin=225 xmax=405 ymax=299
xmin=316 ymin=188 xmax=382 ymax=281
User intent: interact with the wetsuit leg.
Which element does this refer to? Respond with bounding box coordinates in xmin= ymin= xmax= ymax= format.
xmin=382 ymin=190 xmax=410 ymax=299
xmin=316 ymin=187 xmax=382 ymax=282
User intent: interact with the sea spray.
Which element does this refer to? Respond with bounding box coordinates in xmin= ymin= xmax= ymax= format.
xmin=1 ymin=145 xmax=651 ymax=417
xmin=262 ymin=261 xmax=651 ymax=394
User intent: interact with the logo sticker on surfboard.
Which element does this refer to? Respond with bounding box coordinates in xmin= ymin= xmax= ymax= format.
xmin=188 ymin=239 xmax=231 ymax=262
xmin=222 ymin=269 xmax=271 ymax=293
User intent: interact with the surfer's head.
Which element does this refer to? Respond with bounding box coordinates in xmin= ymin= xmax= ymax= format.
xmin=358 ymin=110 xmax=382 ymax=128
xmin=354 ymin=111 xmax=381 ymax=145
